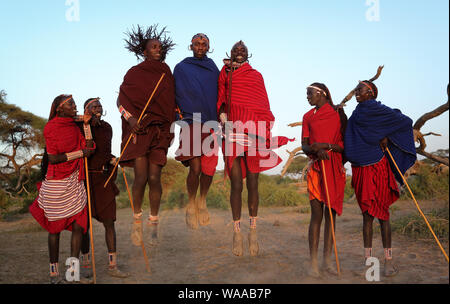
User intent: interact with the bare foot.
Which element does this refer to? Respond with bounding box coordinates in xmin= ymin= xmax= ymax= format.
xmin=384 ymin=259 xmax=399 ymax=277
xmin=49 ymin=275 xmax=65 ymax=284
xmin=80 ymin=266 xmax=93 ymax=279
xmin=198 ymin=206 xmax=210 ymax=226
xmin=131 ymin=220 xmax=143 ymax=247
xmin=248 ymin=229 xmax=259 ymax=256
xmin=108 ymin=266 xmax=130 ymax=278
xmin=147 ymin=221 xmax=159 ymax=245
xmin=185 ymin=203 xmax=199 ymax=230
xmin=307 ymin=260 xmax=321 ymax=278
xmin=322 ymin=257 xmax=338 ymax=276
xmin=232 ymin=231 xmax=243 ymax=256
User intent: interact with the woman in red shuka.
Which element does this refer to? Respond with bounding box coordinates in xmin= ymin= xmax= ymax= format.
xmin=29 ymin=94 xmax=95 ymax=283
xmin=301 ymin=83 xmax=347 ymax=277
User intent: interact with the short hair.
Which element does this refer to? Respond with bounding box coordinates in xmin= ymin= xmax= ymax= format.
xmin=84 ymin=98 xmax=100 ymax=110
xmin=191 ymin=33 xmax=209 ymax=43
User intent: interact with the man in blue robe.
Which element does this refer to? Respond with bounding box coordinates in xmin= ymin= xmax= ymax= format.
xmin=174 ymin=33 xmax=220 ymax=229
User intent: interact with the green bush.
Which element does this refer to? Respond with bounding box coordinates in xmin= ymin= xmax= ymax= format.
xmin=401 ymin=165 xmax=449 ymax=201
xmin=392 ymin=206 xmax=449 ymax=240
xmin=0 ymin=189 xmax=10 ymax=213
xmin=344 ymin=176 xmax=354 ymax=201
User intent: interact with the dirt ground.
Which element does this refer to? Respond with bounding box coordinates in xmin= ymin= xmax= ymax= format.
xmin=0 ymin=199 xmax=448 ymax=284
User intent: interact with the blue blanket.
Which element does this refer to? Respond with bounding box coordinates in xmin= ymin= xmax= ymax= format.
xmin=344 ymin=99 xmax=416 ymax=184
xmin=173 ymin=56 xmax=219 ymax=124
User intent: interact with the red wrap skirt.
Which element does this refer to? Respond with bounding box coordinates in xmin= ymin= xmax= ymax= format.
xmin=351 ymin=156 xmax=399 ymax=220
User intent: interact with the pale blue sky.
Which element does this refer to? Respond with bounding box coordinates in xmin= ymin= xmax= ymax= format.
xmin=0 ymin=0 xmax=448 ymax=173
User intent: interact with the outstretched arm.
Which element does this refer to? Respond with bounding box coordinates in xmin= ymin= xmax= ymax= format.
xmin=288 ymin=122 xmax=302 ymax=127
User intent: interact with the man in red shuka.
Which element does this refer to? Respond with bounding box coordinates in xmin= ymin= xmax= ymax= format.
xmin=217 ymin=41 xmax=293 ymax=257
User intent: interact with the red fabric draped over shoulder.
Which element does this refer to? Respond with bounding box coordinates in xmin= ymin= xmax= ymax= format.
xmin=118 ymin=59 xmax=176 ymax=164
xmin=217 ymin=63 xmax=274 ymax=140
xmin=44 ymin=116 xmax=86 ymax=181
xmin=302 ymin=103 xmax=346 ymax=215
xmin=119 ymin=59 xmax=175 ymax=125
xmin=217 ymin=63 xmax=293 ymax=178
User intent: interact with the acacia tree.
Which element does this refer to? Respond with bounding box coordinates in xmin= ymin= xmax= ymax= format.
xmin=0 ymin=90 xmax=46 ymax=196
xmin=412 ymin=84 xmax=449 ymax=166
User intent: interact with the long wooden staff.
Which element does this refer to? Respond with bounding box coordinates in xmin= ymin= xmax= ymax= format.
xmin=222 ymin=61 xmax=234 ymax=185
xmin=104 ymin=73 xmax=166 ymax=188
xmin=84 ymin=157 xmax=97 ymax=283
xmin=385 ymin=147 xmax=449 ymax=263
xmin=320 ymin=159 xmax=341 ymax=276
xmin=121 ymin=166 xmax=151 ymax=272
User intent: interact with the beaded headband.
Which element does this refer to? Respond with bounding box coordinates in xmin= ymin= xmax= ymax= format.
xmin=307 ymin=86 xmax=327 ymax=96
xmin=84 ymin=97 xmax=100 ymax=110
xmin=359 ymin=81 xmax=374 ymax=94
xmin=191 ymin=33 xmax=209 ymax=42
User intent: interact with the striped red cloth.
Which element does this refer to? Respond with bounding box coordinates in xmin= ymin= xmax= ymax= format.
xmin=37 ymin=170 xmax=87 ymax=221
xmin=29 ymin=115 xmax=88 ymax=233
xmin=218 ymin=63 xmax=274 ymax=140
xmin=30 ymin=181 xmax=88 ymax=234
xmin=351 ymin=156 xmax=399 ymax=220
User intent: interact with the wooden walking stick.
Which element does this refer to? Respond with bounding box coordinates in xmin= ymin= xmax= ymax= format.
xmin=385 ymin=147 xmax=449 ymax=263
xmin=121 ymin=166 xmax=151 ymax=272
xmin=320 ymin=159 xmax=341 ymax=276
xmin=84 ymin=157 xmax=97 ymax=283
xmin=222 ymin=59 xmax=234 ymax=185
xmin=104 ymin=73 xmax=166 ymax=188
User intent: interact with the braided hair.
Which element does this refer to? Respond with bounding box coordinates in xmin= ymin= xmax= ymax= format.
xmin=309 ymin=82 xmax=348 ymax=141
xmin=41 ymin=94 xmax=72 ymax=180
xmin=124 ymin=24 xmax=175 ymax=61
xmin=48 ymin=94 xmax=71 ymax=121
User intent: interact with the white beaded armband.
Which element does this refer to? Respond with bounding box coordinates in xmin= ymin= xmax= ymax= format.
xmin=66 ymin=150 xmax=84 ymax=161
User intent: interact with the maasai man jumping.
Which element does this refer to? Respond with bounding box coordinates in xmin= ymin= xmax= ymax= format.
xmin=217 ymin=41 xmax=293 ymax=256
xmin=79 ymin=98 xmax=129 ymax=279
xmin=344 ymin=80 xmax=416 ymax=277
xmin=117 ymin=25 xmax=176 ymax=246
xmin=174 ymin=33 xmax=220 ymax=230
xmin=29 ymin=95 xmax=94 ymax=284
xmin=301 ymin=83 xmax=347 ymax=277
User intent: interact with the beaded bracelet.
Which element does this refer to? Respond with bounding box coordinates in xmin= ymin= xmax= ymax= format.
xmin=118 ymin=105 xmax=132 ymax=121
xmin=83 ymin=123 xmax=93 ymax=140
xmin=66 ymin=150 xmax=84 ymax=161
